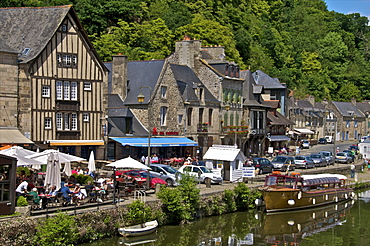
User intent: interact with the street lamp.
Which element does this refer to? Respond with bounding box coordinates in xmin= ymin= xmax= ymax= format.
xmin=137 ymin=86 xmax=152 ymax=190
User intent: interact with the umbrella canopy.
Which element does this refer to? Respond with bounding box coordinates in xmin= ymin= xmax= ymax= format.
xmin=106 ymin=156 xmax=151 ymax=170
xmin=27 ymin=149 xmax=85 ymax=164
xmin=63 ymin=161 xmax=72 ymax=177
xmin=0 ymin=146 xmax=44 ymax=167
xmin=88 ymin=151 xmax=96 ymax=173
xmin=45 ymin=152 xmax=62 ymax=191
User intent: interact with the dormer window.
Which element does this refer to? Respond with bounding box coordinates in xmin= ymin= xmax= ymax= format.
xmin=225 ymin=65 xmax=229 ymax=76
xmin=21 ymin=48 xmax=30 ymax=56
xmin=61 ymin=24 xmax=68 ymax=32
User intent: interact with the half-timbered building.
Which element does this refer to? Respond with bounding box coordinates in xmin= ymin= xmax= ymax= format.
xmin=0 ymin=6 xmax=108 ymax=159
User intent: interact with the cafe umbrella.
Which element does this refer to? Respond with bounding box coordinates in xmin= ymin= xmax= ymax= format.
xmin=44 ymin=152 xmax=62 ymax=191
xmin=88 ymin=150 xmax=96 ymax=173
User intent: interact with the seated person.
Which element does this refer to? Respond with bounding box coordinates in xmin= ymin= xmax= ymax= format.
xmin=60 ymin=182 xmax=73 ymax=203
xmin=28 ymin=187 xmax=41 ymax=207
xmin=41 ymin=185 xmax=58 ymax=209
xmin=72 ymin=183 xmax=85 ymax=203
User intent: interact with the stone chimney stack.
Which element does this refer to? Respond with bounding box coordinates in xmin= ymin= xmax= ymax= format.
xmin=112 ymin=54 xmax=128 ymax=100
xmin=175 ymin=36 xmax=201 ymax=68
xmin=308 ymin=95 xmax=315 ymax=107
xmin=351 ymin=97 xmax=357 ymax=106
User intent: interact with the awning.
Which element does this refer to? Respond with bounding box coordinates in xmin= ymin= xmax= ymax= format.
xmin=294 ymin=128 xmax=315 ymax=135
xmin=203 ymin=146 xmax=246 ymax=162
xmin=267 ymin=135 xmax=291 ymax=142
xmin=0 ymin=127 xmax=34 ymax=144
xmin=110 ymin=137 xmax=198 ymax=147
xmin=48 ymin=140 xmax=105 ymax=146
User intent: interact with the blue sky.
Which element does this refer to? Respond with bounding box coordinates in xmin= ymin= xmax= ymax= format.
xmin=325 ymin=0 xmax=370 ymax=21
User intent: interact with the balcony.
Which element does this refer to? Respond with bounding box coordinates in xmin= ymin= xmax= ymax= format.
xmin=222 ymin=125 xmax=249 ymax=135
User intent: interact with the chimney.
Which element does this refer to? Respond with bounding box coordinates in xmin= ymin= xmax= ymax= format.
xmin=112 ymin=54 xmax=128 ymax=100
xmin=175 ymin=37 xmax=201 ymax=68
xmin=351 ymin=97 xmax=356 ymax=106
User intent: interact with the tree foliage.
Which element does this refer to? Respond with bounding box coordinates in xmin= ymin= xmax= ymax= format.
xmin=4 ymin=0 xmax=370 ymax=101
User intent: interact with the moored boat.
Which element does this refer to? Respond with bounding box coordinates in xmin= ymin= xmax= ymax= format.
xmin=118 ymin=220 xmax=158 ymax=237
xmin=258 ymin=173 xmax=355 ymax=212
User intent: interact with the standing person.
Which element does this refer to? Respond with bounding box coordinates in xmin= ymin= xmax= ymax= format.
xmin=15 ymin=179 xmax=28 ymax=197
xmin=351 ymin=164 xmax=355 ymax=178
xmin=140 ymin=155 xmax=146 ymax=163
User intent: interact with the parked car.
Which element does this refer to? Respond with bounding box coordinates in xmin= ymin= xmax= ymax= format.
xmin=294 ymin=156 xmax=315 ymax=169
xmin=318 ymin=138 xmax=327 ymax=144
xmin=309 ymin=154 xmax=327 ymax=167
xmin=178 ymin=165 xmax=223 ymax=184
xmin=325 ymin=135 xmax=334 ymax=144
xmin=251 ymin=158 xmax=274 ymax=175
xmin=335 ymin=152 xmax=352 ymax=164
xmin=150 ymin=164 xmax=181 ymax=187
xmin=342 ymin=150 xmax=355 ymax=162
xmin=301 ymin=140 xmax=310 ymax=149
xmin=348 ymin=145 xmax=359 ymax=153
xmin=270 ymin=156 xmax=295 ymax=171
xmin=318 ymin=151 xmax=335 ymax=165
xmin=122 ymin=170 xmax=168 ymax=189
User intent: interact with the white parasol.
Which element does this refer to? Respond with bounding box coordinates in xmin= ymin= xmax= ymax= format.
xmin=63 ymin=161 xmax=72 ymax=177
xmin=106 ymin=156 xmax=151 ymax=170
xmin=0 ymin=146 xmax=44 ymax=167
xmin=88 ymin=150 xmax=96 ymax=173
xmin=45 ymin=152 xmax=62 ymax=191
xmin=27 ymin=149 xmax=85 ymax=164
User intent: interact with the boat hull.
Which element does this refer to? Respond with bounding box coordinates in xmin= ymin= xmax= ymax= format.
xmin=261 ymin=187 xmax=354 ymax=212
xmin=118 ymin=220 xmax=158 ymax=237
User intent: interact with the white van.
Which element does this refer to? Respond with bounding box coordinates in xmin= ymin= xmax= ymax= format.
xmin=360 ymin=136 xmax=370 ymax=142
xmin=325 ymin=136 xmax=334 ymax=144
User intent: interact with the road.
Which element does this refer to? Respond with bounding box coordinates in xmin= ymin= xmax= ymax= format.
xmin=298 ymin=141 xmax=357 ymax=156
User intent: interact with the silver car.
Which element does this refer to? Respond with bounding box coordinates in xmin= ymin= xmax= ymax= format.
xmin=310 ymin=154 xmax=328 ymax=167
xmin=294 ymin=155 xmax=315 ymax=169
xmin=149 ymin=164 xmax=181 ymax=186
xmin=318 ymin=151 xmax=334 ymax=165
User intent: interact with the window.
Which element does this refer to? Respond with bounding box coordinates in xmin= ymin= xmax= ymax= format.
xmin=84 ymin=82 xmax=91 ymax=91
xmin=178 ymin=114 xmax=183 ymax=124
xmin=187 ymin=108 xmax=193 ymax=126
xmin=199 ymin=108 xmax=204 ymax=124
xmin=346 ymin=121 xmax=350 ymax=128
xmin=56 ymin=113 xmax=62 ymax=130
xmin=42 ymin=86 xmax=50 ymax=98
xmin=160 ymin=107 xmax=167 ymax=126
xmin=64 ymin=114 xmax=70 ymax=130
xmin=61 ymin=24 xmax=67 ymax=32
xmin=21 ymin=48 xmax=30 ymax=56
xmin=83 ymin=113 xmax=90 ymax=122
xmin=44 ymin=118 xmax=52 ymax=129
xmin=354 ymin=120 xmax=358 ymax=127
xmin=251 ymin=111 xmax=264 ymax=129
xmin=71 ymin=114 xmax=77 ymax=130
xmin=57 ymin=53 xmax=77 ymax=68
xmin=161 ymin=86 xmax=167 ymax=98
xmin=56 ymin=81 xmax=78 ymax=101
xmin=208 ymin=109 xmax=213 ymax=125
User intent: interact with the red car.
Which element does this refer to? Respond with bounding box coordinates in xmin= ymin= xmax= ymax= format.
xmin=116 ymin=170 xmax=167 ymax=189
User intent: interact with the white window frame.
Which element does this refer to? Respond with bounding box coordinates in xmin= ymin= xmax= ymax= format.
xmin=178 ymin=114 xmax=183 ymax=125
xmin=71 ymin=82 xmax=77 ymax=100
xmin=42 ymin=86 xmax=50 ymax=98
xmin=56 ymin=113 xmax=63 ymax=130
xmin=160 ymin=107 xmax=167 ymax=126
xmin=84 ymin=82 xmax=92 ymax=91
xmin=64 ymin=81 xmax=70 ymax=100
xmin=83 ymin=113 xmax=90 ymax=122
xmin=56 ymin=81 xmax=63 ymax=100
xmin=354 ymin=120 xmax=358 ymax=128
xmin=71 ymin=113 xmax=77 ymax=130
xmin=64 ymin=114 xmax=70 ymax=130
xmin=161 ymin=86 xmax=167 ymax=98
xmin=44 ymin=118 xmax=52 ymax=129
xmin=346 ymin=121 xmax=350 ymax=128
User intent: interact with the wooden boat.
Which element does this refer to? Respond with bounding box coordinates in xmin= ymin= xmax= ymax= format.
xmin=118 ymin=220 xmax=158 ymax=237
xmin=258 ymin=173 xmax=355 ymax=212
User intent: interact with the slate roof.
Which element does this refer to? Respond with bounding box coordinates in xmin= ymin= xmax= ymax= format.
xmin=267 ymin=111 xmax=295 ymax=125
xmin=240 ymin=70 xmax=270 ymax=108
xmin=332 ymin=101 xmax=365 ymax=118
xmin=297 ymin=99 xmax=313 ymax=110
xmin=263 ymin=100 xmax=280 ymax=109
xmin=170 ymin=64 xmax=218 ymax=103
xmin=252 ymin=70 xmax=286 ymax=89
xmin=0 ymin=6 xmax=70 ymax=63
xmin=356 ymin=102 xmax=370 ymax=115
xmin=0 ymin=6 xmax=107 ymax=70
xmin=124 ymin=60 xmax=166 ymax=105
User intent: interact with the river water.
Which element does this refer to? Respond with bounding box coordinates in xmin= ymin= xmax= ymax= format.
xmin=80 ymin=189 xmax=370 ymax=246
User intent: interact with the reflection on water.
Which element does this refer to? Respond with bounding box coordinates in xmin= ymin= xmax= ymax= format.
xmin=80 ymin=191 xmax=370 ymax=246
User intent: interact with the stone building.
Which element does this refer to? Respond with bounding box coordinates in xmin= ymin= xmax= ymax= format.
xmin=0 ymin=6 xmax=108 ymax=159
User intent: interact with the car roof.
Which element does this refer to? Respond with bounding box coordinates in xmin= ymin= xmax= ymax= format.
xmin=150 ymin=164 xmax=167 ymax=167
